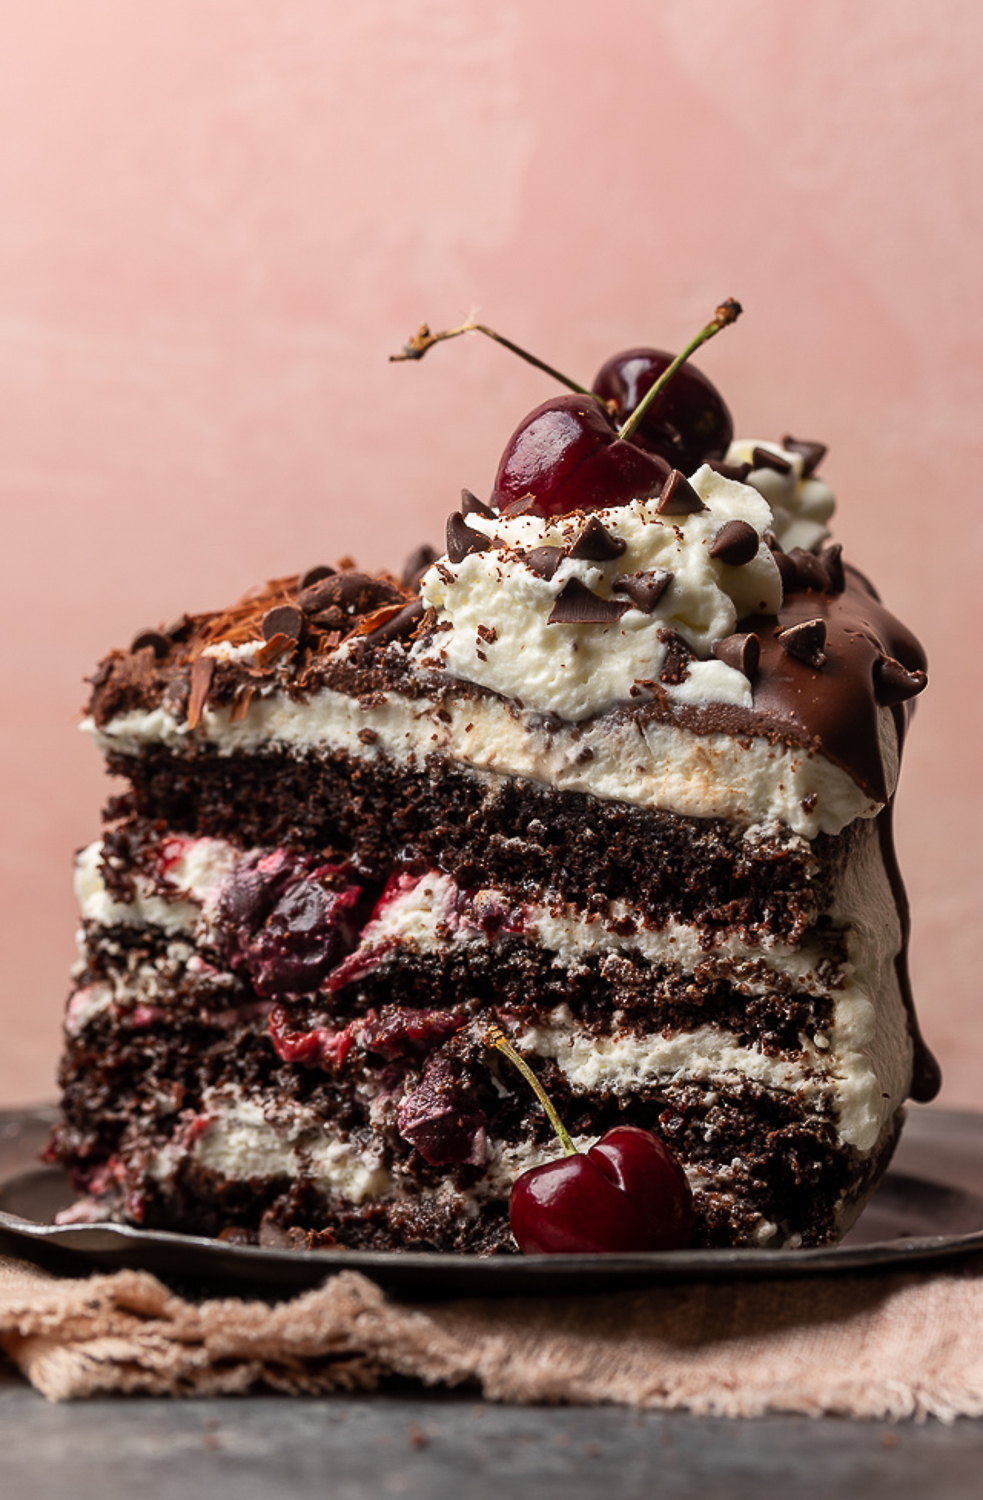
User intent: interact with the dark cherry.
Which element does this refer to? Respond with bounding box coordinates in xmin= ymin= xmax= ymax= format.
xmin=592 ymin=347 xmax=733 ymax=473
xmin=490 ymin=393 xmax=670 ymax=518
xmin=509 ymin=1125 xmax=694 ymax=1255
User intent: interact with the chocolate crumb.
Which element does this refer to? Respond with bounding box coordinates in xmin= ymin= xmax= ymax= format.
xmin=358 ymin=727 xmax=379 ymax=745
xmin=299 ymin=564 xmax=336 ymax=590
xmin=612 ymin=569 xmax=673 ymax=612
xmin=262 ymin=604 xmax=303 ymax=642
xmin=524 ymin=546 xmax=564 ymax=580
xmin=656 ymin=470 xmax=707 ymax=516
xmin=446 ymin=512 xmax=491 ymax=564
xmin=548 ymin=579 xmax=629 ymax=626
xmin=709 ymin=520 xmax=760 ymax=567
xmin=778 ymin=618 xmax=827 ymax=669
xmin=461 ymin=488 xmax=494 ymax=520
xmin=874 ymin=656 xmax=928 ymax=706
xmin=782 ymin=435 xmax=828 ymax=476
xmin=751 ymin=446 xmax=793 ymax=475
xmin=569 ymin=515 xmax=627 ymax=561
xmin=476 ymin=624 xmax=498 ymax=645
xmin=712 ymin=631 xmax=761 ymax=680
xmin=130 ymin=629 xmax=170 ymax=659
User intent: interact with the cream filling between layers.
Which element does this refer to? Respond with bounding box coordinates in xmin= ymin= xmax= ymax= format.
xmin=86 ymin=680 xmax=891 ymax=838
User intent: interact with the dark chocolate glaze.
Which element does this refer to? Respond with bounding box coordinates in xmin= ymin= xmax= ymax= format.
xmin=876 ymin=801 xmax=942 ymax=1103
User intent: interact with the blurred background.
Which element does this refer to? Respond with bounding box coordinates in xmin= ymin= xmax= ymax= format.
xmin=2 ymin=0 xmax=982 ymax=1106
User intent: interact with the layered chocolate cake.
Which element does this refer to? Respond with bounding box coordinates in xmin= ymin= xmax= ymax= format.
xmin=48 ymin=321 xmax=938 ymax=1251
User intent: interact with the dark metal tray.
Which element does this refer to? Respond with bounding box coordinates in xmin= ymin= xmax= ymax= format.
xmin=2 ymin=1104 xmax=982 ymax=1297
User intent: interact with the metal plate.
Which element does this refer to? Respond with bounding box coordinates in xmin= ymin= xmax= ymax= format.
xmin=2 ymin=1104 xmax=983 ymax=1298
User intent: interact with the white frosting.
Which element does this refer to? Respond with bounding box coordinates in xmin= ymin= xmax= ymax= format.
xmin=413 ymin=468 xmax=782 ymax=723
xmin=87 ymin=679 xmax=886 ymax=838
xmin=74 ymin=837 xmax=238 ymax=933
xmin=730 ymin=438 xmax=835 ymax=553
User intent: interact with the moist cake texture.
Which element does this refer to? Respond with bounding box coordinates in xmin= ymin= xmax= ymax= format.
xmin=48 ymin=420 xmax=938 ymax=1252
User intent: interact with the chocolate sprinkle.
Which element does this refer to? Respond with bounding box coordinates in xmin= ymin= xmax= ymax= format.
xmin=401 ymin=544 xmax=438 ymax=592
xmin=709 ymin=519 xmax=760 ymax=567
xmin=569 ymin=515 xmax=627 ymax=562
xmin=778 ymin=617 xmax=827 ymax=669
xmin=461 ymin=488 xmax=494 ymax=520
xmin=262 ymin=604 xmax=303 ymax=642
xmin=524 ymin=546 xmax=564 ymax=580
xmin=705 ymin=460 xmax=752 ymax=483
xmin=874 ymin=656 xmax=928 ymax=706
xmin=787 ymin=547 xmax=831 ymax=593
xmin=751 ymin=446 xmax=792 ymax=475
xmin=548 ymin=579 xmax=629 ymax=626
xmin=782 ymin=435 xmax=828 ymax=477
xmin=712 ymin=631 xmax=761 ymax=680
xmin=612 ymin=569 xmax=673 ymax=612
xmin=130 ymin=630 xmax=170 ymax=659
xmin=656 ymin=470 xmax=707 ymax=516
xmin=299 ymin=565 xmax=336 ymax=590
xmin=446 ymin=512 xmax=491 ymax=564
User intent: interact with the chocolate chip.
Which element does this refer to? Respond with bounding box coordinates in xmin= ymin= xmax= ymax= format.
xmin=299 ymin=564 xmax=336 ymax=590
xmin=658 ymin=629 xmax=693 ymax=686
xmin=820 ymin=542 xmax=845 ymax=594
xmin=461 ymin=488 xmax=494 ymax=520
xmin=612 ymin=569 xmax=673 ymax=612
xmin=299 ymin=572 xmax=402 ymax=616
xmin=501 ymin=494 xmax=537 ymax=518
xmin=548 ymin=579 xmax=629 ymax=626
xmin=709 ymin=519 xmax=760 ymax=567
xmin=130 ymin=629 xmax=170 ymax=659
xmin=360 ymin=598 xmax=425 ymax=647
xmin=262 ymin=604 xmax=303 ymax=642
xmin=401 ymin=544 xmax=438 ymax=591
xmin=787 ymin=547 xmax=830 ymax=592
xmin=782 ymin=435 xmax=827 ymax=477
xmin=778 ymin=618 xmax=827 ymax=669
xmin=568 ymin=515 xmax=627 ymax=561
xmin=524 ymin=546 xmax=564 ymax=580
xmin=310 ymin=605 xmax=345 ymax=631
xmin=712 ymin=631 xmax=761 ymax=680
xmin=655 ymin=469 xmax=707 ymax=516
xmin=874 ymin=656 xmax=927 ymax=706
xmin=446 ymin=512 xmax=491 ymax=564
xmin=772 ymin=549 xmax=799 ymax=594
xmin=751 ymin=446 xmax=793 ymax=475
xmin=705 ymin=460 xmax=752 ymax=483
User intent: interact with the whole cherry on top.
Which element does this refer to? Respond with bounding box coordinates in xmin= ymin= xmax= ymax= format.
xmin=391 ymin=300 xmax=741 ymax=518
xmin=484 ymin=1026 xmax=694 ymax=1255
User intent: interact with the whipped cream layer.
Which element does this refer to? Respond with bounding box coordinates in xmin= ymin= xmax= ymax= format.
xmin=730 ymin=438 xmax=835 ymax=553
xmin=414 ymin=467 xmax=783 ymax=722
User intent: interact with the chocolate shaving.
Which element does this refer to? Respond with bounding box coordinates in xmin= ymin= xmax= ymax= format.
xmin=461 ymin=488 xmax=493 ymax=520
xmin=262 ymin=604 xmax=303 ymax=642
xmin=568 ymin=515 xmax=627 ymax=561
xmin=524 ymin=546 xmax=564 ymax=580
xmin=875 ymin=656 xmax=927 ymax=706
xmin=705 ymin=460 xmax=752 ymax=483
xmin=778 ymin=617 xmax=827 ymax=669
xmin=446 ymin=512 xmax=491 ymax=564
xmin=360 ymin=598 xmax=425 ymax=647
xmin=299 ymin=564 xmax=336 ymax=590
xmin=548 ymin=579 xmax=629 ymax=626
xmin=787 ymin=547 xmax=830 ymax=593
xmin=712 ymin=631 xmax=761 ymax=680
xmin=299 ymin=571 xmax=402 ymax=617
xmin=751 ymin=446 xmax=793 ymax=475
xmin=401 ymin=544 xmax=438 ymax=592
xmin=612 ymin=569 xmax=673 ymax=612
xmin=130 ymin=629 xmax=170 ymax=659
xmin=656 ymin=470 xmax=706 ymax=516
xmin=709 ymin=519 xmax=760 ymax=567
xmin=229 ymin=685 xmax=256 ymax=723
xmin=255 ymin=633 xmax=295 ymax=670
xmin=187 ymin=655 xmax=215 ymax=729
xmin=501 ymin=494 xmax=537 ymax=518
xmin=782 ymin=435 xmax=828 ymax=477
xmin=820 ymin=542 xmax=845 ymax=594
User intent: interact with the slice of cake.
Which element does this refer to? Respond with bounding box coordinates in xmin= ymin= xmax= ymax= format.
xmin=47 ymin=322 xmax=937 ymax=1252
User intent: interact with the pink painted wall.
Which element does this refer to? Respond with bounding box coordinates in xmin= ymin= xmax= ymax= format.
xmin=3 ymin=1 xmax=982 ymax=1106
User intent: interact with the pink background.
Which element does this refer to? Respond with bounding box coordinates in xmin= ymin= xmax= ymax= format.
xmin=2 ymin=1 xmax=982 ymax=1107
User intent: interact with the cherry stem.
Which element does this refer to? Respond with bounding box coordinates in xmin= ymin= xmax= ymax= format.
xmin=390 ymin=321 xmax=593 ymax=397
xmin=617 ymin=298 xmax=743 ymax=445
xmin=483 ymin=1025 xmax=578 ymax=1157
